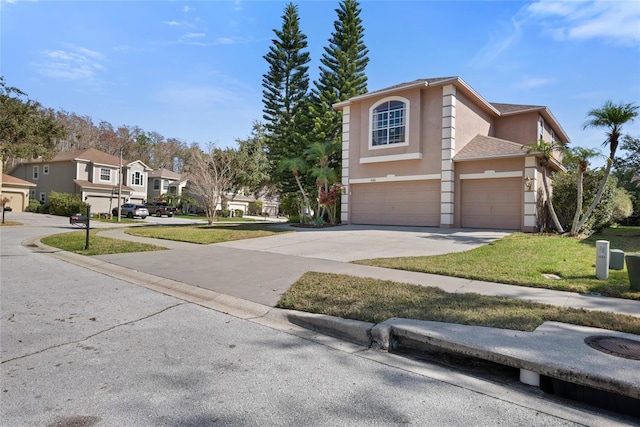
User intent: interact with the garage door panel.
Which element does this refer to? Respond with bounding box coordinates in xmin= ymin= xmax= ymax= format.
xmin=351 ymin=181 xmax=439 ymax=226
xmin=461 ymin=179 xmax=521 ymax=229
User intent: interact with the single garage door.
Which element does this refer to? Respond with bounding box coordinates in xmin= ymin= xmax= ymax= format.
xmin=461 ymin=178 xmax=521 ymax=229
xmin=351 ymin=181 xmax=440 ymax=226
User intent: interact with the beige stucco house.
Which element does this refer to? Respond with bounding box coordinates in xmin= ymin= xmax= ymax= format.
xmin=147 ymin=168 xmax=189 ymax=202
xmin=1 ymin=174 xmax=36 ymax=212
xmin=8 ymin=148 xmax=151 ymax=214
xmin=333 ymin=76 xmax=570 ymax=231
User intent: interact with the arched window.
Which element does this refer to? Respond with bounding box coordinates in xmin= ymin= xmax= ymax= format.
xmin=370 ymin=97 xmax=408 ymax=147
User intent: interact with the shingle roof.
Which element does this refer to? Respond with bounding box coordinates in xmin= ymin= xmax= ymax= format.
xmin=2 ymin=174 xmax=36 ymax=187
xmin=73 ymin=179 xmax=134 ymax=192
xmin=454 ymin=135 xmax=528 ymax=161
xmin=25 ymin=148 xmax=124 ymax=166
xmin=490 ymin=103 xmax=545 ymax=114
xmin=363 ymin=77 xmax=458 ymax=97
xmin=148 ymin=168 xmax=183 ymax=180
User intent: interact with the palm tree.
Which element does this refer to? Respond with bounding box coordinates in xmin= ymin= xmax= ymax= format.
xmin=279 ymin=157 xmax=313 ymax=223
xmin=304 ymin=139 xmax=341 ymax=223
xmin=575 ymin=101 xmax=638 ymax=232
xmin=563 ymin=146 xmax=604 ymax=235
xmin=526 ymin=140 xmax=565 ymax=233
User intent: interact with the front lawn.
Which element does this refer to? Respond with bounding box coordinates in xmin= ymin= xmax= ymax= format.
xmin=41 ymin=229 xmax=166 ymax=256
xmin=278 ymin=272 xmax=640 ymax=334
xmin=354 ymin=227 xmax=640 ymax=300
xmin=125 ymin=223 xmax=292 ymax=244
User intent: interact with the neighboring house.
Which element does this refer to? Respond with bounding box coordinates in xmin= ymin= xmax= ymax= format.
xmin=333 ymin=76 xmax=570 ymax=231
xmin=1 ymin=174 xmax=36 ymax=212
xmin=147 ymin=168 xmax=188 ymax=201
xmin=8 ymin=148 xmax=152 ymax=214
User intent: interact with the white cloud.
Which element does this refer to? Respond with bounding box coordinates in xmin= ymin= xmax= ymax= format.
xmin=471 ymin=18 xmax=523 ymax=67
xmin=513 ymin=77 xmax=556 ymax=89
xmin=35 ymin=45 xmax=105 ymax=83
xmin=183 ymin=6 xmax=193 ymax=13
xmin=527 ymin=0 xmax=640 ymax=45
xmin=183 ymin=32 xmax=206 ymax=39
xmin=163 ymin=20 xmax=181 ymax=27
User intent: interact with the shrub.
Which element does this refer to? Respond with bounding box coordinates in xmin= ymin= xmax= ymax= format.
xmin=611 ymin=187 xmax=634 ymax=224
xmin=26 ymin=199 xmax=41 ymax=212
xmin=48 ymin=192 xmax=87 ymax=216
xmin=234 ymin=209 xmax=244 ymax=218
xmin=552 ymin=169 xmax=616 ymax=235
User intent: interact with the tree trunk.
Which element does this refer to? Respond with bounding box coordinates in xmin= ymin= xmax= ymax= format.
xmin=575 ymin=160 xmax=613 ymax=233
xmin=542 ymin=168 xmax=565 ymax=233
xmin=570 ymin=170 xmax=584 ymax=236
xmin=294 ymin=174 xmax=312 ymax=223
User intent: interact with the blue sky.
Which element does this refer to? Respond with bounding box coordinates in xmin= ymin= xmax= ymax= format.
xmin=1 ymin=0 xmax=639 ymax=163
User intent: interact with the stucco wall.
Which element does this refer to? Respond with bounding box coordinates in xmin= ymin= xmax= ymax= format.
xmin=494 ymin=112 xmax=538 ymax=145
xmin=454 ymin=91 xmax=493 ymax=151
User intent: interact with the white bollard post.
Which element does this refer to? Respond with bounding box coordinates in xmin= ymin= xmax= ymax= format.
xmin=596 ymin=240 xmax=610 ymax=280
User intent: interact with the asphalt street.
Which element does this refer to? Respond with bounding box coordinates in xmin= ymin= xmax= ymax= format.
xmin=0 ymin=215 xmax=635 ymax=426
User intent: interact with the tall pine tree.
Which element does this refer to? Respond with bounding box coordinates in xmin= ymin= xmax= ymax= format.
xmin=262 ymin=3 xmax=311 ymax=196
xmin=310 ymin=0 xmax=369 ymax=145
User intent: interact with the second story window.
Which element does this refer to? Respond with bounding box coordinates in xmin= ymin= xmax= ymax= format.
xmin=539 ymin=116 xmax=545 ymax=141
xmin=100 ymin=168 xmax=111 ymax=182
xmin=153 ymin=179 xmax=160 ymax=190
xmin=371 ymin=98 xmax=408 ymax=147
xmin=132 ymin=171 xmax=143 ymax=186
xmin=43 ymin=165 xmax=50 ymax=174
xmin=33 ymin=166 xmax=39 ymax=180
xmin=163 ymin=180 xmax=169 ymax=190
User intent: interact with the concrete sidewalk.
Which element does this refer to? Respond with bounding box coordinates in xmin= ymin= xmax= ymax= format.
xmin=94 ymin=227 xmax=640 ymax=317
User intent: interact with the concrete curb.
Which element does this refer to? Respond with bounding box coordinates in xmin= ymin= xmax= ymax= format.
xmin=29 ymin=236 xmax=640 ymax=404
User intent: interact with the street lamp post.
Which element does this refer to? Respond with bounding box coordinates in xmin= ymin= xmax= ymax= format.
xmin=117 ymin=147 xmax=123 ymax=223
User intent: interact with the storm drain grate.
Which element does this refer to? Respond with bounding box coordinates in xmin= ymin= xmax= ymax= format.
xmin=584 ymin=335 xmax=640 ymax=361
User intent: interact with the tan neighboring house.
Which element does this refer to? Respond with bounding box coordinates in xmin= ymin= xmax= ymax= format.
xmin=147 ymin=168 xmax=189 ymax=202
xmin=1 ymin=174 xmax=36 ymax=212
xmin=8 ymin=148 xmax=151 ymax=214
xmin=333 ymin=76 xmax=570 ymax=231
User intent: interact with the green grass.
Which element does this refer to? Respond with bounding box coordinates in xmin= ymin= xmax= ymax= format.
xmin=41 ymin=229 xmax=166 ymax=256
xmin=354 ymin=227 xmax=640 ymax=300
xmin=278 ymin=272 xmax=640 ymax=334
xmin=125 ymin=223 xmax=292 ymax=244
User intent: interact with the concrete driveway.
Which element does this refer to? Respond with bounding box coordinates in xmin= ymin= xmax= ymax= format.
xmin=218 ymin=224 xmax=512 ymax=261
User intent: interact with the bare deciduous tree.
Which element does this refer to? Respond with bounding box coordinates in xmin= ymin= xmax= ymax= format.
xmin=184 ymin=144 xmax=243 ymax=225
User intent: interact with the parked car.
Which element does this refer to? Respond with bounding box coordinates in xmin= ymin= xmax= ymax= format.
xmin=145 ymin=201 xmax=176 ymax=217
xmin=112 ymin=203 xmax=149 ymax=219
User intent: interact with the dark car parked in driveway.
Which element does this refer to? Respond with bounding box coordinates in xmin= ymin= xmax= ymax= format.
xmin=112 ymin=204 xmax=149 ymax=219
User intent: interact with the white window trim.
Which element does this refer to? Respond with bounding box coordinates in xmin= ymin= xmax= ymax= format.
xmin=39 ymin=192 xmax=46 ymax=202
xmin=368 ymin=96 xmax=410 ymax=150
xmin=33 ymin=166 xmax=39 ymax=180
xmin=360 ymin=153 xmax=422 ymax=164
xmin=132 ymin=171 xmax=144 ymax=186
xmin=99 ymin=168 xmax=111 ymax=182
xmin=43 ymin=165 xmax=50 ymax=175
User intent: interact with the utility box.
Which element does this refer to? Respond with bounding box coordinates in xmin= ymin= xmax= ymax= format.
xmin=626 ymin=254 xmax=640 ymax=291
xmin=596 ymin=240 xmax=610 ymax=280
xmin=609 ymin=249 xmax=625 ymax=270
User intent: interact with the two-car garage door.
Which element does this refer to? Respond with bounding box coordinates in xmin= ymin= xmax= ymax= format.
xmin=350 ymin=178 xmax=522 ymax=229
xmin=461 ymin=178 xmax=521 ymax=230
xmin=350 ymin=181 xmax=440 ymax=227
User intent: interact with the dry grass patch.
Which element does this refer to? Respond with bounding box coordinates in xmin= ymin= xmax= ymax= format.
xmin=277 ymin=272 xmax=640 ymax=334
